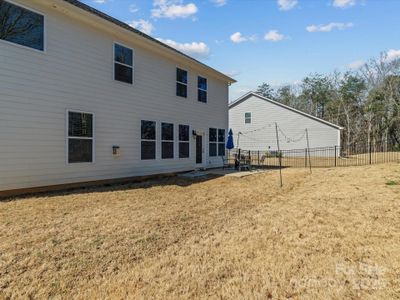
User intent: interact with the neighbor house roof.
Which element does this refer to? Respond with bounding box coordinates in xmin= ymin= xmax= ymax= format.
xmin=61 ymin=0 xmax=236 ymax=84
xmin=229 ymin=92 xmax=343 ymax=130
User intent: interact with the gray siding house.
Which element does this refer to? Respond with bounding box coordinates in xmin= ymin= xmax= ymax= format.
xmin=229 ymin=92 xmax=342 ymax=151
xmin=0 ymin=0 xmax=235 ymax=194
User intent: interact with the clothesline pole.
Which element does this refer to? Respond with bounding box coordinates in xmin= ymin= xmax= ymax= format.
xmin=306 ymin=128 xmax=312 ymax=174
xmin=275 ymin=122 xmax=283 ymax=187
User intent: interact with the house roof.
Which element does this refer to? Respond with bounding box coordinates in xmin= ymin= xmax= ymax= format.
xmin=61 ymin=0 xmax=236 ymax=84
xmin=229 ymin=92 xmax=343 ymax=130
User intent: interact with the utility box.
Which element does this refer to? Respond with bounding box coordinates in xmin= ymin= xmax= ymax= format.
xmin=112 ymin=145 xmax=121 ymax=157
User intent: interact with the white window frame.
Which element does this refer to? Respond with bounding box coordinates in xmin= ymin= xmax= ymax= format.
xmin=209 ymin=128 xmax=218 ymax=157
xmin=161 ymin=122 xmax=174 ymax=159
xmin=197 ymin=75 xmax=208 ymax=103
xmin=218 ymin=128 xmax=226 ymax=157
xmin=113 ymin=42 xmax=134 ymax=85
xmin=0 ymin=0 xmax=47 ymax=54
xmin=178 ymin=124 xmax=190 ymax=159
xmin=176 ymin=67 xmax=188 ymax=98
xmin=141 ymin=120 xmax=157 ymax=160
xmin=245 ymin=112 xmax=252 ymax=124
xmin=66 ymin=109 xmax=95 ymax=165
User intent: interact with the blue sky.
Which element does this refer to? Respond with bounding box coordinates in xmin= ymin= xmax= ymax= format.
xmin=83 ymin=0 xmax=400 ymax=100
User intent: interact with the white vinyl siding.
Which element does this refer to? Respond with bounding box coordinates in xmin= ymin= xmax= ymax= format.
xmin=229 ymin=94 xmax=341 ymax=151
xmin=0 ymin=0 xmax=229 ymax=192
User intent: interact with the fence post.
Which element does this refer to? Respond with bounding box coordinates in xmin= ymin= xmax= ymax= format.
xmin=257 ymin=150 xmax=260 ymax=166
xmin=369 ymin=140 xmax=372 ymax=165
xmin=249 ymin=151 xmax=251 ymax=167
xmin=334 ymin=146 xmax=337 ymax=167
xmin=238 ymin=148 xmax=241 ymax=170
xmin=305 ymin=148 xmax=307 ymax=168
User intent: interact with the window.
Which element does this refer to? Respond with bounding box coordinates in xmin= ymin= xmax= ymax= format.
xmin=209 ymin=128 xmax=217 ymax=157
xmin=67 ymin=111 xmax=94 ymax=163
xmin=218 ymin=129 xmax=226 ymax=156
xmin=176 ymin=68 xmax=188 ymax=98
xmin=245 ymin=112 xmax=251 ymax=124
xmin=209 ymin=128 xmax=225 ymax=157
xmin=141 ymin=120 xmax=156 ymax=160
xmin=114 ymin=43 xmax=133 ymax=84
xmin=179 ymin=125 xmax=190 ymax=158
xmin=0 ymin=1 xmax=45 ymax=51
xmin=198 ymin=76 xmax=207 ymax=103
xmin=161 ymin=123 xmax=174 ymax=159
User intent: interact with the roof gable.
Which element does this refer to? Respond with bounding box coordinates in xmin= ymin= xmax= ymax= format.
xmin=229 ymin=92 xmax=343 ymax=130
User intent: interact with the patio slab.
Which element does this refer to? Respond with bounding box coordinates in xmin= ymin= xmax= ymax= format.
xmin=179 ymin=168 xmax=268 ymax=179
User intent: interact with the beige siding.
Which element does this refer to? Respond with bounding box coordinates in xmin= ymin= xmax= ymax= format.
xmin=229 ymin=95 xmax=340 ymax=151
xmin=0 ymin=0 xmax=229 ymax=191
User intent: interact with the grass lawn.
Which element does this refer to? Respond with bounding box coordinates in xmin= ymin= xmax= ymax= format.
xmin=1 ymin=164 xmax=400 ymax=299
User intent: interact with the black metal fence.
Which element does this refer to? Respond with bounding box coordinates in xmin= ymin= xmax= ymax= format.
xmin=229 ymin=143 xmax=400 ymax=169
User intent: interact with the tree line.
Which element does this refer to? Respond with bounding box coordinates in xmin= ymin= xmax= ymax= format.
xmin=256 ymin=53 xmax=400 ymax=150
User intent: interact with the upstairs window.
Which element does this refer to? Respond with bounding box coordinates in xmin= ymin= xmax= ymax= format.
xmin=209 ymin=128 xmax=217 ymax=157
xmin=141 ymin=120 xmax=156 ymax=160
xmin=161 ymin=123 xmax=174 ymax=159
xmin=218 ymin=129 xmax=226 ymax=156
xmin=0 ymin=1 xmax=45 ymax=51
xmin=176 ymin=68 xmax=188 ymax=98
xmin=245 ymin=112 xmax=252 ymax=124
xmin=179 ymin=125 xmax=190 ymax=158
xmin=198 ymin=76 xmax=207 ymax=103
xmin=114 ymin=43 xmax=133 ymax=84
xmin=67 ymin=111 xmax=94 ymax=164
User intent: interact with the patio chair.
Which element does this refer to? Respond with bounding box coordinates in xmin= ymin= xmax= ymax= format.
xmin=221 ymin=156 xmax=230 ymax=169
xmin=239 ymin=156 xmax=251 ymax=171
xmin=259 ymin=155 xmax=267 ymax=167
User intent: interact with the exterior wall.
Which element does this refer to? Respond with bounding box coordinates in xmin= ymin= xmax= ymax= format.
xmin=0 ymin=0 xmax=229 ymax=192
xmin=229 ymin=95 xmax=341 ymax=152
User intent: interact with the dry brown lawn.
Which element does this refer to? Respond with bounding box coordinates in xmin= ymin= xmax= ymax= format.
xmin=1 ymin=163 xmax=400 ymax=299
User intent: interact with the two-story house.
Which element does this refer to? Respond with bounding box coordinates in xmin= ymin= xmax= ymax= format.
xmin=0 ymin=0 xmax=236 ymax=195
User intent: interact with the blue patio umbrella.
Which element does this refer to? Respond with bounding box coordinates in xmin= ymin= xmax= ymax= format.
xmin=226 ymin=129 xmax=234 ymax=150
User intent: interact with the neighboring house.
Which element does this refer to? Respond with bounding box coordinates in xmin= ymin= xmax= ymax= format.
xmin=0 ymin=0 xmax=235 ymax=194
xmin=229 ymin=92 xmax=342 ymax=151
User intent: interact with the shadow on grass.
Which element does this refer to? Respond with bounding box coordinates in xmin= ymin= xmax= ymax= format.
xmin=0 ymin=173 xmax=223 ymax=203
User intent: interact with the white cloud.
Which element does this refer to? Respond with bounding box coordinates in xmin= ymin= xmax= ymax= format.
xmin=224 ymin=70 xmax=240 ymax=77
xmin=157 ymin=38 xmax=210 ymax=59
xmin=277 ymin=0 xmax=298 ymax=11
xmin=348 ymin=60 xmax=364 ymax=69
xmin=211 ymin=0 xmax=227 ymax=7
xmin=306 ymin=22 xmax=353 ymax=32
xmin=264 ymin=30 xmax=285 ymax=42
xmin=129 ymin=4 xmax=139 ymax=13
xmin=152 ymin=0 xmax=198 ymax=19
xmin=385 ymin=49 xmax=400 ymax=62
xmin=230 ymin=32 xmax=257 ymax=43
xmin=333 ymin=0 xmax=356 ymax=8
xmin=127 ymin=19 xmax=155 ymax=35
xmin=230 ymin=32 xmax=246 ymax=43
xmin=93 ymin=0 xmax=107 ymax=3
